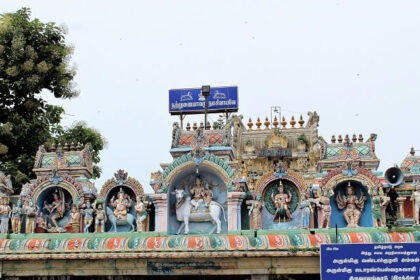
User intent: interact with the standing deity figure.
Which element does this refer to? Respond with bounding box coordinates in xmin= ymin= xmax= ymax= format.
xmin=110 ymin=188 xmax=132 ymax=220
xmin=43 ymin=189 xmax=66 ymax=230
xmin=11 ymin=199 xmax=23 ymax=234
xmin=69 ymin=204 xmax=81 ymax=232
xmin=271 ymin=181 xmax=293 ymax=222
xmin=0 ymin=197 xmax=11 ymax=234
xmin=83 ymin=201 xmax=94 ymax=232
xmin=134 ymin=195 xmax=149 ymax=232
xmin=300 ymin=192 xmax=312 ymax=228
xmin=411 ymin=182 xmax=420 ymax=225
xmin=371 ymin=187 xmax=389 ymax=227
xmin=248 ymin=194 xmax=263 ymax=230
xmin=190 ymin=176 xmax=206 ymax=210
xmin=23 ymin=199 xmax=38 ymax=234
xmin=35 ymin=212 xmax=47 ymax=233
xmin=336 ymin=182 xmax=367 ymax=227
xmin=317 ymin=189 xmax=333 ymax=228
xmin=93 ymin=202 xmax=106 ymax=233
xmin=380 ymin=189 xmax=390 ymax=227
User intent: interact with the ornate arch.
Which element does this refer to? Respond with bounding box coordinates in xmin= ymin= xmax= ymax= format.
xmin=319 ymin=167 xmax=382 ymax=192
xmin=29 ymin=174 xmax=85 ymax=206
xmin=255 ymin=170 xmax=307 ymax=195
xmin=99 ymin=170 xmax=144 ymax=200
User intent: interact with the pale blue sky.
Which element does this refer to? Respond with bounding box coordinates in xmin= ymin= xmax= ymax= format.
xmin=2 ymin=1 xmax=420 ymax=193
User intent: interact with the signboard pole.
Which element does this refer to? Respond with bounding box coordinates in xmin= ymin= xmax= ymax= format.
xmin=202 ymin=85 xmax=211 ymax=130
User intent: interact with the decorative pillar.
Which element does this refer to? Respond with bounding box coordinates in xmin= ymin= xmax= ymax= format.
xmin=227 ymin=192 xmax=246 ymax=231
xmin=151 ymin=193 xmax=167 ymax=232
xmin=397 ymin=197 xmax=406 ymax=219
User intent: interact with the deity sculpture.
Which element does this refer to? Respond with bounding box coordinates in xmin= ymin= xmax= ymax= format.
xmin=110 ymin=188 xmax=132 ymax=220
xmin=0 ymin=197 xmax=11 ymax=234
xmin=11 ymin=199 xmax=23 ymax=234
xmin=336 ymin=182 xmax=367 ymax=227
xmin=43 ymin=189 xmax=66 ymax=230
xmin=316 ymin=189 xmax=333 ymax=228
xmin=83 ymin=201 xmax=94 ymax=232
xmin=93 ymin=202 xmax=106 ymax=233
xmin=248 ymin=194 xmax=263 ymax=230
xmin=69 ymin=204 xmax=80 ymax=232
xmin=371 ymin=187 xmax=389 ymax=227
xmin=35 ymin=213 xmax=47 ymax=233
xmin=300 ymin=192 xmax=312 ymax=228
xmin=271 ymin=181 xmax=292 ymax=222
xmin=411 ymin=182 xmax=420 ymax=225
xmin=190 ymin=176 xmax=209 ymax=210
xmin=23 ymin=199 xmax=38 ymax=234
xmin=134 ymin=195 xmax=150 ymax=232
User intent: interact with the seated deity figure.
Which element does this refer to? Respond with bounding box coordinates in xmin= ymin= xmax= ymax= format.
xmin=110 ymin=188 xmax=132 ymax=220
xmin=190 ymin=176 xmax=207 ymax=210
xmin=11 ymin=199 xmax=23 ymax=234
xmin=35 ymin=212 xmax=47 ymax=233
xmin=412 ymin=182 xmax=420 ymax=225
xmin=271 ymin=181 xmax=293 ymax=222
xmin=336 ymin=182 xmax=367 ymax=227
xmin=43 ymin=189 xmax=66 ymax=230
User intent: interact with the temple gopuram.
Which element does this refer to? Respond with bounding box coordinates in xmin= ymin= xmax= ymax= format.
xmin=0 ymin=104 xmax=419 ymax=279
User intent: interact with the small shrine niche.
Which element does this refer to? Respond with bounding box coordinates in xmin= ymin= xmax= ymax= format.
xmin=99 ymin=170 xmax=151 ymax=232
xmin=167 ymin=165 xmax=228 ymax=235
xmin=330 ymin=180 xmax=373 ymax=228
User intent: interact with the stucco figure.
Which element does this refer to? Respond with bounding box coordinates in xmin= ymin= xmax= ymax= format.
xmin=11 ymin=199 xmax=23 ymax=234
xmin=271 ymin=181 xmax=292 ymax=222
xmin=411 ymin=182 xmax=420 ymax=225
xmin=336 ymin=182 xmax=366 ymax=228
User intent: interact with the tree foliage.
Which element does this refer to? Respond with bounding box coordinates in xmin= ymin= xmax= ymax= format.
xmin=0 ymin=8 xmax=104 ymax=191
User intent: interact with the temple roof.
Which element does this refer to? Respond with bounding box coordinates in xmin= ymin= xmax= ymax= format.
xmin=401 ymin=147 xmax=420 ymax=175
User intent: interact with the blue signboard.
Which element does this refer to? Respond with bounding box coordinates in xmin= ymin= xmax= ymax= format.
xmin=169 ymin=86 xmax=238 ymax=115
xmin=321 ymin=243 xmax=420 ymax=280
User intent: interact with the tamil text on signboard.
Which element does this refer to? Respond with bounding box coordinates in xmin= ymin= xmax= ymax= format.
xmin=321 ymin=243 xmax=420 ymax=280
xmin=169 ymin=86 xmax=238 ymax=115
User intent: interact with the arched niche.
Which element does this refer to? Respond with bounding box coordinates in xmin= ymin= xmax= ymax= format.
xmin=255 ymin=171 xmax=307 ymax=230
xmin=330 ymin=180 xmax=373 ymax=228
xmin=36 ymin=186 xmax=73 ymax=228
xmin=166 ymin=163 xmax=228 ymax=235
xmin=99 ymin=170 xmax=145 ymax=232
xmin=320 ymin=167 xmax=380 ymax=228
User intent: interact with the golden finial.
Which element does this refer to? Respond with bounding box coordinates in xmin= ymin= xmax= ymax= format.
xmin=186 ymin=122 xmax=191 ymax=131
xmin=76 ymin=142 xmax=81 ymax=150
xmin=193 ymin=122 xmax=198 ymax=130
xmin=338 ymin=135 xmax=343 ymax=143
xmin=256 ymin=117 xmax=262 ymax=130
xmin=331 ymin=135 xmax=336 ymax=143
xmin=352 ymin=134 xmax=357 ymax=143
xmin=281 ymin=116 xmax=287 ymax=129
xmin=290 ymin=116 xmax=296 ymax=128
xmin=264 ymin=117 xmax=270 ymax=130
xmin=50 ymin=143 xmax=56 ymax=152
xmin=358 ymin=134 xmax=363 ymax=142
xmin=273 ymin=116 xmax=279 ymax=128
xmin=63 ymin=142 xmax=69 ymax=151
xmin=206 ymin=121 xmax=211 ymax=130
xmin=70 ymin=142 xmax=75 ymax=151
xmin=247 ymin=118 xmax=253 ymax=131
xmin=199 ymin=122 xmax=204 ymax=130
xmin=298 ymin=115 xmax=304 ymax=128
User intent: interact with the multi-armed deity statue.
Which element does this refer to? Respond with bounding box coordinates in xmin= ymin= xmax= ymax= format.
xmin=335 ymin=182 xmax=367 ymax=228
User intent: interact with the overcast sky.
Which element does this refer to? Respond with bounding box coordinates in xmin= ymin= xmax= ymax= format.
xmin=2 ymin=1 xmax=420 ymax=193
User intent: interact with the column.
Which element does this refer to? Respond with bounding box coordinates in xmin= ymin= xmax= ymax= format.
xmin=151 ymin=193 xmax=168 ymax=233
xmin=227 ymin=192 xmax=246 ymax=231
xmin=397 ymin=196 xmax=406 ymax=219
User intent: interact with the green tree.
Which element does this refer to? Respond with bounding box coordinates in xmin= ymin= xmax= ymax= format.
xmin=0 ymin=8 xmax=104 ymax=191
xmin=52 ymin=121 xmax=107 ymax=179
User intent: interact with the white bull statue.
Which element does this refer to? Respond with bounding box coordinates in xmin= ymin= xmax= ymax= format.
xmin=174 ymin=189 xmax=226 ymax=234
